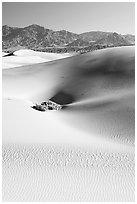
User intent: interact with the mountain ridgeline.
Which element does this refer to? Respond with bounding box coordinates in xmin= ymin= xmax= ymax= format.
xmin=2 ymin=24 xmax=135 ymax=53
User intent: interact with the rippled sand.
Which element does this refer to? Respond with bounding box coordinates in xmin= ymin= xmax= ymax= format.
xmin=3 ymin=144 xmax=134 ymax=202
xmin=2 ymin=46 xmax=135 ymax=201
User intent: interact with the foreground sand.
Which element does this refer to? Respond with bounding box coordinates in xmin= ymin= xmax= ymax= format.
xmin=3 ymin=143 xmax=134 ymax=202
xmin=2 ymin=47 xmax=135 ymax=201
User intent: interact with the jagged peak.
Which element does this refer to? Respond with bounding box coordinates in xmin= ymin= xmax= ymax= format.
xmin=25 ymin=24 xmax=44 ymax=29
xmin=2 ymin=25 xmax=18 ymax=29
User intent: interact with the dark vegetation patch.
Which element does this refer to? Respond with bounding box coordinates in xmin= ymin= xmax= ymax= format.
xmin=31 ymin=100 xmax=62 ymax=112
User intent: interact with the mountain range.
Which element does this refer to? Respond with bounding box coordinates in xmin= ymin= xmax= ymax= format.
xmin=2 ymin=24 xmax=135 ymax=53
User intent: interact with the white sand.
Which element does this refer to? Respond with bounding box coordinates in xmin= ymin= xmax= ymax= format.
xmin=2 ymin=52 xmax=9 ymax=57
xmin=2 ymin=46 xmax=135 ymax=201
xmin=3 ymin=144 xmax=134 ymax=202
xmin=2 ymin=49 xmax=72 ymax=69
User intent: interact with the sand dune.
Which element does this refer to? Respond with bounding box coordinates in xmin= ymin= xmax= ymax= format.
xmin=3 ymin=46 xmax=135 ymax=144
xmin=2 ymin=46 xmax=135 ymax=201
xmin=2 ymin=49 xmax=72 ymax=69
xmin=2 ymin=52 xmax=9 ymax=57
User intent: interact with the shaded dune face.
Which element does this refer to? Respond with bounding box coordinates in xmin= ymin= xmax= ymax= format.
xmin=57 ymin=47 xmax=134 ymax=144
xmin=52 ymin=48 xmax=134 ymax=105
xmin=3 ymin=46 xmax=135 ymax=144
xmin=3 ymin=47 xmax=134 ymax=103
xmin=50 ymin=91 xmax=75 ymax=105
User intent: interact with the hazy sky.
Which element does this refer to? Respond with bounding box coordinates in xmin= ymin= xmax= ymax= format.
xmin=2 ymin=2 xmax=135 ymax=34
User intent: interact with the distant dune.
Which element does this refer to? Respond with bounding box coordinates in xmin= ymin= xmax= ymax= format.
xmin=2 ymin=49 xmax=72 ymax=69
xmin=2 ymin=46 xmax=135 ymax=201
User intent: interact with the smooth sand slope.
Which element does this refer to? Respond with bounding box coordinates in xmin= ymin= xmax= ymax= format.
xmin=2 ymin=47 xmax=135 ymax=201
xmin=2 ymin=49 xmax=72 ymax=69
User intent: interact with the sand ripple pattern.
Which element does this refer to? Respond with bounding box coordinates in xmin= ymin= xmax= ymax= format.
xmin=3 ymin=144 xmax=135 ymax=202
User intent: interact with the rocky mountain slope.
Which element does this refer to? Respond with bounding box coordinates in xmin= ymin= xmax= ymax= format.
xmin=2 ymin=24 xmax=135 ymax=53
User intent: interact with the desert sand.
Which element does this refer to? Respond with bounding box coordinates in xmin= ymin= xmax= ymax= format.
xmin=2 ymin=46 xmax=135 ymax=201
xmin=2 ymin=49 xmax=72 ymax=69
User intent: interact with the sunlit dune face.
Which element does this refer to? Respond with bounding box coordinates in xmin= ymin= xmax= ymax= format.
xmin=2 ymin=49 xmax=72 ymax=69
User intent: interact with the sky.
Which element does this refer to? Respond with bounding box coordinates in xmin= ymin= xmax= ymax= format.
xmin=2 ymin=2 xmax=135 ymax=35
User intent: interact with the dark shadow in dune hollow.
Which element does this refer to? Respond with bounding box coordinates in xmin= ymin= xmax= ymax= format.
xmin=50 ymin=91 xmax=75 ymax=106
xmin=3 ymin=52 xmax=15 ymax=57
